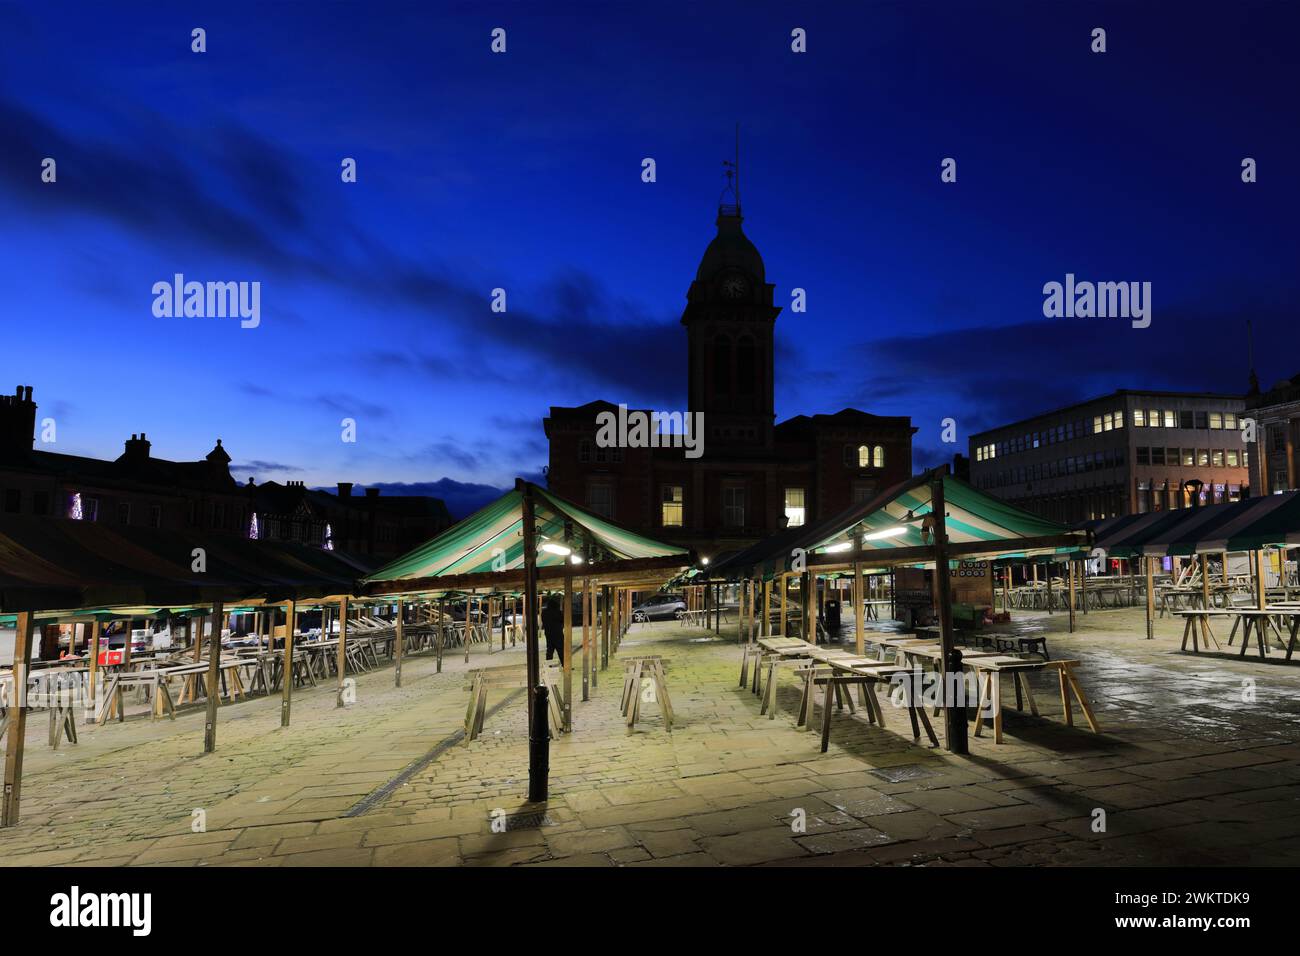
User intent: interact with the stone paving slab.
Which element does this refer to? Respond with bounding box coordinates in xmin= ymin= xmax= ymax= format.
xmin=3 ymin=607 xmax=1300 ymax=866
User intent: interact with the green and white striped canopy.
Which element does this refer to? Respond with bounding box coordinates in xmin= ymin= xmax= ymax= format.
xmin=710 ymin=472 xmax=1085 ymax=580
xmin=363 ymin=481 xmax=688 ymax=585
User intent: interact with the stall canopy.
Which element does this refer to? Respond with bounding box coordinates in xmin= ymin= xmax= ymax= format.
xmin=0 ymin=513 xmax=375 ymax=615
xmin=1084 ymin=490 xmax=1300 ymax=558
xmin=708 ymin=470 xmax=1088 ymax=581
xmin=362 ymin=480 xmax=690 ymax=595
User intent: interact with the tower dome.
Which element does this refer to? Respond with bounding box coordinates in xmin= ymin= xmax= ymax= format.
xmin=695 ymin=211 xmax=765 ymax=284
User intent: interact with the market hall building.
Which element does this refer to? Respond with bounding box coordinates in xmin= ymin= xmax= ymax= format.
xmin=543 ymin=194 xmax=915 ymax=554
xmin=967 ymin=389 xmax=1250 ymax=523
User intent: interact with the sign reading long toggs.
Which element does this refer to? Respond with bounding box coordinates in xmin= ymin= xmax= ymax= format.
xmin=50 ymin=886 xmax=151 ymax=937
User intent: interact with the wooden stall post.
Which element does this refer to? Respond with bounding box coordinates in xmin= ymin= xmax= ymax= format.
xmin=335 ymin=596 xmax=350 ymax=707
xmin=762 ymin=577 xmax=771 ymax=637
xmin=1045 ymin=564 xmax=1054 ymax=614
xmin=1 ymin=612 xmax=36 ymax=827
xmin=519 ymin=480 xmax=547 ymax=802
xmin=281 ymin=600 xmax=296 ymax=727
xmin=563 ymin=573 xmax=573 ymax=731
xmin=853 ymin=561 xmax=865 ymax=655
xmin=1067 ymin=560 xmax=1077 ymax=633
xmin=464 ymin=591 xmax=473 ymax=664
xmin=1144 ymin=556 xmax=1155 ymax=641
xmin=394 ymin=597 xmax=405 ymax=688
xmin=1257 ymin=549 xmax=1268 ymax=609
xmin=1081 ymin=557 xmax=1088 ymax=615
xmin=581 ymin=578 xmax=591 ymax=702
xmin=203 ymin=602 xmax=224 ymax=753
xmin=1199 ymin=553 xmax=1213 ymax=644
xmin=779 ymin=573 xmax=788 ymax=636
xmin=86 ymin=619 xmax=102 ymax=724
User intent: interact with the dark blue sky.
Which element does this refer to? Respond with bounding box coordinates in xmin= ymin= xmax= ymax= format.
xmin=3 ymin=1 xmax=1297 ymax=516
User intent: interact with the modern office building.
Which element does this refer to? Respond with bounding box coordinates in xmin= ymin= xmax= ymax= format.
xmin=1245 ymin=372 xmax=1300 ymax=495
xmin=968 ymin=390 xmax=1250 ymax=523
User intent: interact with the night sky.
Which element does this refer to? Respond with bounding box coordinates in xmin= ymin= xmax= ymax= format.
xmin=2 ymin=1 xmax=1296 ymax=517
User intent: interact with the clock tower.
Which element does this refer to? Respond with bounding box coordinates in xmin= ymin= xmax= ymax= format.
xmin=681 ymin=180 xmax=781 ymax=451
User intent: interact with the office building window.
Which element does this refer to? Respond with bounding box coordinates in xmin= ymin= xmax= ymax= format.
xmin=1163 ymin=410 xmax=1177 ymax=428
xmin=1197 ymin=449 xmax=1209 ymax=467
xmin=1225 ymin=412 xmax=1237 ymax=430
xmin=1212 ymin=450 xmax=1225 ymax=467
xmin=1195 ymin=411 xmax=1208 ymax=428
xmin=661 ymin=485 xmax=683 ymax=527
xmin=784 ymin=487 xmax=806 ymax=527
xmin=1179 ymin=411 xmax=1194 ymax=429
xmin=1148 ymin=409 xmax=1161 ymax=427
xmin=578 ymin=440 xmax=591 ymax=463
xmin=118 ymin=502 xmax=131 ymax=525
xmin=722 ymin=487 xmax=746 ymax=528
xmin=1151 ymin=447 xmax=1165 ymax=465
xmin=1181 ymin=449 xmax=1194 ymax=466
xmin=1136 ymin=446 xmax=1149 ymax=465
xmin=1226 ymin=449 xmax=1239 ymax=467
xmin=1209 ymin=412 xmax=1223 ymax=430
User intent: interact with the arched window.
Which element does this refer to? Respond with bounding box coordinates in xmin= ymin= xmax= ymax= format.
xmin=857 ymin=444 xmax=870 ymax=467
xmin=873 ymin=445 xmax=885 ymax=468
xmin=736 ymin=336 xmax=756 ymax=394
xmin=713 ymin=335 xmax=732 ymax=396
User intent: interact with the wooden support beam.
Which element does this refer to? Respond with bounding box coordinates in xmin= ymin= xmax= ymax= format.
xmin=581 ymin=578 xmax=590 ymax=702
xmin=336 ymin=596 xmax=349 ymax=707
xmin=86 ymin=619 xmax=101 ymax=725
xmin=1144 ymin=555 xmax=1155 ymax=641
xmin=1 ymin=612 xmax=35 ymax=827
xmin=281 ymin=600 xmax=296 ymax=727
xmin=853 ymin=561 xmax=864 ymax=656
xmin=394 ymin=598 xmax=405 ymax=688
xmin=203 ymin=601 xmax=224 ymax=753
xmin=563 ymin=573 xmax=573 ymax=732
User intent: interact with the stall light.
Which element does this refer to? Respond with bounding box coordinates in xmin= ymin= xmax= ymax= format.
xmin=700 ymin=556 xmax=710 ymax=565
xmin=541 ymin=542 xmax=572 ymax=556
xmin=863 ymin=526 xmax=908 ymax=541
xmin=569 ymin=554 xmax=585 ymax=565
xmin=824 ymin=541 xmax=852 ymax=553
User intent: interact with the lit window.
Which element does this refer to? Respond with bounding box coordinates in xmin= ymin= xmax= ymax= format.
xmin=873 ymin=445 xmax=885 ymax=468
xmin=1197 ymin=449 xmax=1209 ymax=466
xmin=1226 ymin=449 xmax=1239 ymax=467
xmin=1225 ymin=412 xmax=1236 ymax=430
xmin=1133 ymin=409 xmax=1146 ymax=427
xmin=1113 ymin=410 xmax=1124 ymax=429
xmin=1181 ymin=449 xmax=1194 ymax=466
xmin=784 ymin=487 xmax=806 ymax=527
xmin=1212 ymin=450 xmax=1224 ymax=467
xmin=1209 ymin=412 xmax=1223 ymax=430
xmin=857 ymin=445 xmax=870 ymax=467
xmin=1149 ymin=408 xmax=1161 ymax=427
xmin=1164 ymin=410 xmax=1177 ymax=428
xmin=661 ymin=485 xmax=683 ymax=527
xmin=1093 ymin=415 xmax=1103 ymax=433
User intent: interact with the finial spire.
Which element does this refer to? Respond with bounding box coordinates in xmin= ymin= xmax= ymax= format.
xmin=718 ymin=123 xmax=742 ymax=218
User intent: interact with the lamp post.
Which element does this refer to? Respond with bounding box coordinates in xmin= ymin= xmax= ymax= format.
xmin=931 ymin=466 xmax=967 ymax=754
xmin=518 ymin=479 xmax=549 ymax=802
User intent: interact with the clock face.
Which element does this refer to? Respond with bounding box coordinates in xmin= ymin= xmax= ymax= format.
xmin=720 ymin=274 xmax=749 ymax=299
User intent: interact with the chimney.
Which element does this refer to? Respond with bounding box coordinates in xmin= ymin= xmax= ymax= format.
xmin=337 ymin=482 xmax=353 ymax=497
xmin=123 ymin=432 xmax=152 ymax=464
xmin=0 ymin=384 xmax=38 ymax=461
xmin=365 ymin=487 xmax=380 ymax=498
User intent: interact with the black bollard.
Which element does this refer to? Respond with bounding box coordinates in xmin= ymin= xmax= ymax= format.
xmin=946 ymin=646 xmax=968 ymax=754
xmin=528 ymin=683 xmax=550 ymax=802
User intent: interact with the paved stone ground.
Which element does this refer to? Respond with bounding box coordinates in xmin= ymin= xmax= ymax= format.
xmin=4 ymin=606 xmax=1300 ymax=867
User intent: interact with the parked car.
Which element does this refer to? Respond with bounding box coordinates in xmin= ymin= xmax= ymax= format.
xmin=631 ymin=593 xmax=687 ymax=622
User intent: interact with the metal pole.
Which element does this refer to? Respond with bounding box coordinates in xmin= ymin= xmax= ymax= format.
xmin=281 ymin=601 xmax=296 ymax=727
xmin=930 ymin=469 xmax=967 ymax=754
xmin=519 ymin=480 xmax=548 ymax=801
xmin=203 ymin=601 xmax=225 ymax=753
